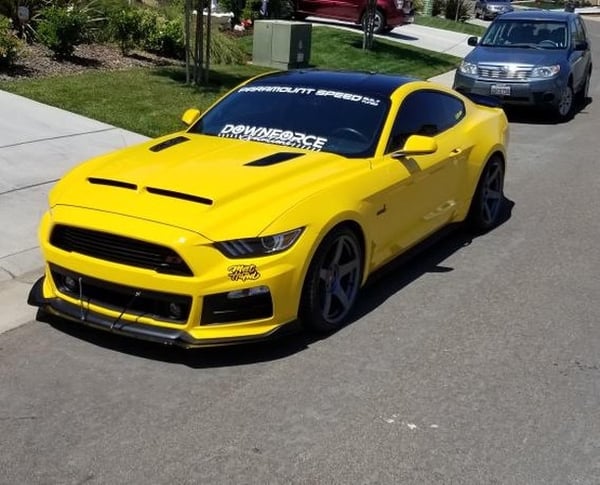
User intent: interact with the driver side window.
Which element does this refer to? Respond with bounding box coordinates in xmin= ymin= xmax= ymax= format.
xmin=386 ymin=90 xmax=465 ymax=153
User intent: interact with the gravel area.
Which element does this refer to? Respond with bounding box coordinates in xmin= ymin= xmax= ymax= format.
xmin=0 ymin=43 xmax=181 ymax=81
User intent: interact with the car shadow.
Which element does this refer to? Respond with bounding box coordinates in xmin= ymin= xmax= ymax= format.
xmin=342 ymin=195 xmax=515 ymax=327
xmin=41 ymin=196 xmax=514 ymax=368
xmin=504 ymin=96 xmax=592 ymax=124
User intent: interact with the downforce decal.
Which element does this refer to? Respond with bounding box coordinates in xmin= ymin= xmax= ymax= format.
xmin=218 ymin=124 xmax=327 ymax=151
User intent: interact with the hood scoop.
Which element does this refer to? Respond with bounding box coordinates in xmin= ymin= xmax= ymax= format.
xmin=146 ymin=187 xmax=213 ymax=206
xmin=245 ymin=152 xmax=304 ymax=167
xmin=149 ymin=136 xmax=190 ymax=153
xmin=88 ymin=177 xmax=137 ymax=190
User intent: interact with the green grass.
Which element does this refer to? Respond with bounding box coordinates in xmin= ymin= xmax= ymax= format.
xmin=0 ymin=27 xmax=460 ymax=138
xmin=414 ymin=14 xmax=487 ymax=36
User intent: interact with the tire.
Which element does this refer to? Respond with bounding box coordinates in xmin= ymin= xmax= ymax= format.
xmin=362 ymin=9 xmax=386 ymax=35
xmin=468 ymin=155 xmax=505 ymax=232
xmin=555 ymin=83 xmax=574 ymax=121
xmin=300 ymin=227 xmax=363 ymax=333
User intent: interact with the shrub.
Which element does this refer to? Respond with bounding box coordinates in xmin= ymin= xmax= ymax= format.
xmin=412 ymin=0 xmax=424 ymax=14
xmin=431 ymin=0 xmax=445 ymax=16
xmin=143 ymin=14 xmax=185 ymax=59
xmin=37 ymin=5 xmax=89 ymax=58
xmin=210 ymin=29 xmax=247 ymax=64
xmin=107 ymin=7 xmax=144 ymax=54
xmin=444 ymin=0 xmax=469 ymax=21
xmin=0 ymin=14 xmax=22 ymax=67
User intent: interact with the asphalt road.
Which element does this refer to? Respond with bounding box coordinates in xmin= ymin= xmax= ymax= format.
xmin=1 ymin=21 xmax=600 ymax=485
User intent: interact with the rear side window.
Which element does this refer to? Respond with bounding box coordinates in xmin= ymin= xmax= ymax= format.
xmin=386 ymin=90 xmax=465 ymax=153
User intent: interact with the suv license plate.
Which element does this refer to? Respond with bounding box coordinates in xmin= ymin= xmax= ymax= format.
xmin=491 ymin=84 xmax=511 ymax=96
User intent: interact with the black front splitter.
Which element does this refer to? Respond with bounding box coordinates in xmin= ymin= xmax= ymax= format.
xmin=27 ymin=276 xmax=285 ymax=348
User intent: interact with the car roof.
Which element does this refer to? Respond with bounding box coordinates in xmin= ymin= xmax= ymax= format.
xmin=249 ymin=69 xmax=416 ymax=97
xmin=495 ymin=10 xmax=578 ymax=22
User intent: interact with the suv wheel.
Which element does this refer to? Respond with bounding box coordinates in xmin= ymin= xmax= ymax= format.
xmin=555 ymin=83 xmax=574 ymax=121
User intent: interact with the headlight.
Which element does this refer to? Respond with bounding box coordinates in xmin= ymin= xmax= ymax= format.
xmin=459 ymin=60 xmax=478 ymax=76
xmin=214 ymin=228 xmax=304 ymax=258
xmin=531 ymin=65 xmax=560 ymax=78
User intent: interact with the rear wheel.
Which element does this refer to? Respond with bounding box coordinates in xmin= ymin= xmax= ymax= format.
xmin=300 ymin=227 xmax=363 ymax=333
xmin=468 ymin=155 xmax=505 ymax=232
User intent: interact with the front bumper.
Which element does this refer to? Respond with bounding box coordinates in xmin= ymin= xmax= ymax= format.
xmin=454 ymin=72 xmax=563 ymax=108
xmin=29 ymin=205 xmax=311 ymax=347
xmin=28 ymin=276 xmax=293 ymax=348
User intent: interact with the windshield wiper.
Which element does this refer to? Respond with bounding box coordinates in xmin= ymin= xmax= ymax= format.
xmin=506 ymin=43 xmax=543 ymax=50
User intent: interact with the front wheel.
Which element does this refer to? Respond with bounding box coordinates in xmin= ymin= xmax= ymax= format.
xmin=362 ymin=9 xmax=386 ymax=34
xmin=555 ymin=83 xmax=574 ymax=121
xmin=300 ymin=227 xmax=363 ymax=333
xmin=468 ymin=155 xmax=505 ymax=232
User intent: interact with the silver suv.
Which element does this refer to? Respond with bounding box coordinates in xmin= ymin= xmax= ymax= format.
xmin=474 ymin=0 xmax=513 ymax=20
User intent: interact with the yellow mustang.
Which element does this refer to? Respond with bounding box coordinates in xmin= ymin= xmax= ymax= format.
xmin=28 ymin=69 xmax=509 ymax=347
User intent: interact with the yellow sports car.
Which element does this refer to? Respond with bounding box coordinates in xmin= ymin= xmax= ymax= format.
xmin=28 ymin=69 xmax=509 ymax=347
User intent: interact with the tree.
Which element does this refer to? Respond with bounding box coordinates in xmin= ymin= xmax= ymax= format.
xmin=185 ymin=0 xmax=213 ymax=85
xmin=362 ymin=0 xmax=376 ymax=50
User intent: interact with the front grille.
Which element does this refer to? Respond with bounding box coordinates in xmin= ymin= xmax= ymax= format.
xmin=50 ymin=224 xmax=193 ymax=276
xmin=478 ymin=65 xmax=532 ymax=81
xmin=51 ymin=265 xmax=192 ymax=324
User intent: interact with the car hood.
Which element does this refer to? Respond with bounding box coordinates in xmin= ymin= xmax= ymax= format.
xmin=50 ymin=133 xmax=362 ymax=240
xmin=466 ymin=46 xmax=565 ymax=66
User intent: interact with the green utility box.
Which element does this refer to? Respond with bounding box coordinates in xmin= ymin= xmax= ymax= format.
xmin=252 ymin=20 xmax=312 ymax=70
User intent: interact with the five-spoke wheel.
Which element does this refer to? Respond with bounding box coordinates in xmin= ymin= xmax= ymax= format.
xmin=468 ymin=155 xmax=505 ymax=232
xmin=300 ymin=228 xmax=363 ymax=333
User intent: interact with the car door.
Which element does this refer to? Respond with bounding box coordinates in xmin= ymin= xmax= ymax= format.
xmin=368 ymin=90 xmax=468 ymax=267
xmin=569 ymin=17 xmax=591 ymax=91
xmin=297 ymin=0 xmax=358 ymax=20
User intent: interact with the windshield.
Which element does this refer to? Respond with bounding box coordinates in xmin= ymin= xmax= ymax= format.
xmin=480 ymin=20 xmax=568 ymax=49
xmin=189 ymin=84 xmax=390 ymax=158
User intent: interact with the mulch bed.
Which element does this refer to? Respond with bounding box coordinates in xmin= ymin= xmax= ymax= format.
xmin=0 ymin=43 xmax=181 ymax=81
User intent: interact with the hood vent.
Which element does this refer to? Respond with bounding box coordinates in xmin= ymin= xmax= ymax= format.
xmin=245 ymin=152 xmax=304 ymax=167
xmin=149 ymin=136 xmax=190 ymax=153
xmin=88 ymin=177 xmax=137 ymax=190
xmin=147 ymin=187 xmax=213 ymax=206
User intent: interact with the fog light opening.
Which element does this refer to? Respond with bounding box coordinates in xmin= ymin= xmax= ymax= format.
xmin=168 ymin=302 xmax=184 ymax=319
xmin=64 ymin=275 xmax=78 ymax=292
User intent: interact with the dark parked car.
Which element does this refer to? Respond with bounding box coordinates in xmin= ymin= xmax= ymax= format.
xmin=474 ymin=0 xmax=513 ymax=20
xmin=293 ymin=0 xmax=414 ymax=34
xmin=453 ymin=10 xmax=592 ymax=120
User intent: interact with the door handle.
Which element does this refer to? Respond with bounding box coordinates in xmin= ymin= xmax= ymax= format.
xmin=449 ymin=148 xmax=462 ymax=156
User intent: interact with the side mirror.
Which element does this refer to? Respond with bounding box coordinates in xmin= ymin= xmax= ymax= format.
xmin=467 ymin=36 xmax=478 ymax=47
xmin=574 ymin=40 xmax=589 ymax=51
xmin=392 ymin=135 xmax=438 ymax=158
xmin=181 ymin=108 xmax=201 ymax=126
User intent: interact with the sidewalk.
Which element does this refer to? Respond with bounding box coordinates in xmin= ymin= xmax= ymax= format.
xmin=0 ymin=90 xmax=148 ymax=333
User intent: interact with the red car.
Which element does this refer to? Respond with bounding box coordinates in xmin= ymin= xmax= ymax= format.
xmin=293 ymin=0 xmax=414 ymax=33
